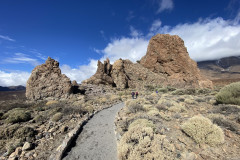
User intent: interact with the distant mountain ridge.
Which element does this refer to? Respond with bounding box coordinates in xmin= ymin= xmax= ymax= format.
xmin=0 ymin=85 xmax=26 ymax=91
xmin=197 ymin=56 xmax=240 ymax=86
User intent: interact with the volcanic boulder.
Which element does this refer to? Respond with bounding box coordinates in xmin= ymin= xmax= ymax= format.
xmin=140 ymin=34 xmax=212 ymax=88
xmin=26 ymin=57 xmax=73 ymax=100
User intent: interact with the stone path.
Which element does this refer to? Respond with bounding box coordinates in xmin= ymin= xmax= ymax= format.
xmin=62 ymin=102 xmax=124 ymax=160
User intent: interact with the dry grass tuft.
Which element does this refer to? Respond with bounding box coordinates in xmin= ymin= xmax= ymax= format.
xmin=181 ymin=115 xmax=224 ymax=146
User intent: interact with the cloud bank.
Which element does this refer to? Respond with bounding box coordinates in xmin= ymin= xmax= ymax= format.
xmin=0 ymin=70 xmax=30 ymax=86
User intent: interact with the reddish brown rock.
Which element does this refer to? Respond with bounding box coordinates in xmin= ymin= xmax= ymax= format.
xmin=140 ymin=34 xmax=212 ymax=88
xmin=26 ymin=57 xmax=73 ymax=100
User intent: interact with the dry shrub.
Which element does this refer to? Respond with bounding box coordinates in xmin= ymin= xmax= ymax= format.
xmin=110 ymin=95 xmax=121 ymax=101
xmin=168 ymin=104 xmax=186 ymax=113
xmin=207 ymin=114 xmax=239 ymax=132
xmin=184 ymin=98 xmax=197 ymax=105
xmin=6 ymin=139 xmax=23 ymax=155
xmin=143 ymin=105 xmax=153 ymax=111
xmin=14 ymin=126 xmax=36 ymax=139
xmin=3 ymin=108 xmax=31 ymax=124
xmin=125 ymin=100 xmax=145 ymax=113
xmin=216 ymin=82 xmax=240 ymax=105
xmin=46 ymin=100 xmax=58 ymax=106
xmin=97 ymin=97 xmax=107 ymax=104
xmin=147 ymin=108 xmax=159 ymax=116
xmin=51 ymin=112 xmax=63 ymax=122
xmin=159 ymin=112 xmax=172 ymax=121
xmin=128 ymin=119 xmax=155 ymax=130
xmin=155 ymin=104 xmax=168 ymax=111
xmin=118 ymin=126 xmax=175 ymax=160
xmin=214 ymin=104 xmax=240 ymax=115
xmin=81 ymin=105 xmax=94 ymax=114
xmin=181 ymin=115 xmax=224 ymax=146
xmin=0 ymin=124 xmax=20 ymax=139
xmin=157 ymin=98 xmax=174 ymax=107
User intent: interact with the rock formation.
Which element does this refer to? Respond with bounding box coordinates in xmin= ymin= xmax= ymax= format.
xmin=140 ymin=34 xmax=212 ymax=88
xmin=84 ymin=34 xmax=212 ymax=89
xmin=82 ymin=58 xmax=115 ymax=86
xmin=26 ymin=57 xmax=73 ymax=100
xmin=83 ymin=58 xmax=168 ymax=89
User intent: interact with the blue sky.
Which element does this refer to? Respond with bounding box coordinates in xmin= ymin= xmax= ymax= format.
xmin=0 ymin=0 xmax=240 ymax=86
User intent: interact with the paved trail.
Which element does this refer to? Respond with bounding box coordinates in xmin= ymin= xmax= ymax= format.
xmin=63 ymin=102 xmax=124 ymax=160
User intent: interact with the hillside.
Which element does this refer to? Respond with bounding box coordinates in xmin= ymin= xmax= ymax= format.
xmin=198 ymin=56 xmax=240 ymax=86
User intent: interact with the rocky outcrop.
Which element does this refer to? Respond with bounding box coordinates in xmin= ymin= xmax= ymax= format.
xmin=140 ymin=34 xmax=212 ymax=88
xmin=82 ymin=59 xmax=115 ymax=86
xmin=83 ymin=58 xmax=168 ymax=89
xmin=84 ymin=34 xmax=212 ymax=89
xmin=26 ymin=57 xmax=73 ymax=100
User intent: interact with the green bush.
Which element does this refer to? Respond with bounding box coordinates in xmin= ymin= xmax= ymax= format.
xmin=216 ymin=82 xmax=240 ymax=105
xmin=3 ymin=108 xmax=31 ymax=124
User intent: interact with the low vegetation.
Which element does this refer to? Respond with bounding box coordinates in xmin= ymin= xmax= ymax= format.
xmin=181 ymin=115 xmax=224 ymax=146
xmin=116 ymin=85 xmax=240 ymax=159
xmin=216 ymin=81 xmax=240 ymax=105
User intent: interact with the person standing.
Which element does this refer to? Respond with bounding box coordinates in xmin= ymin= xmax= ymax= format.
xmin=131 ymin=92 xmax=135 ymax=99
xmin=135 ymin=91 xmax=138 ymax=99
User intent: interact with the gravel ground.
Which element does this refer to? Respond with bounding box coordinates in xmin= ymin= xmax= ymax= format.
xmin=63 ymin=102 xmax=124 ymax=160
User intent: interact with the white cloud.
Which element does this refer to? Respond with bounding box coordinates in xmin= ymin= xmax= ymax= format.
xmin=0 ymin=35 xmax=15 ymax=42
xmin=162 ymin=17 xmax=240 ymax=61
xmin=0 ymin=70 xmax=30 ymax=86
xmin=61 ymin=59 xmax=98 ymax=84
xmin=130 ymin=26 xmax=143 ymax=38
xmin=101 ymin=37 xmax=148 ymax=63
xmin=3 ymin=53 xmax=41 ymax=66
xmin=157 ymin=0 xmax=174 ymax=13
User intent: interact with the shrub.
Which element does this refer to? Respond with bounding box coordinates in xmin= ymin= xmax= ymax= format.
xmin=3 ymin=108 xmax=31 ymax=124
xmin=128 ymin=119 xmax=155 ymax=130
xmin=51 ymin=112 xmax=63 ymax=122
xmin=33 ymin=115 xmax=46 ymax=123
xmin=181 ymin=115 xmax=224 ymax=146
xmin=207 ymin=114 xmax=239 ymax=132
xmin=157 ymin=88 xmax=168 ymax=93
xmin=110 ymin=95 xmax=121 ymax=101
xmin=216 ymin=82 xmax=240 ymax=105
xmin=184 ymin=98 xmax=197 ymax=105
xmin=155 ymin=104 xmax=168 ymax=111
xmin=147 ymin=109 xmax=159 ymax=116
xmin=81 ymin=105 xmax=94 ymax=114
xmin=126 ymin=100 xmax=145 ymax=113
xmin=168 ymin=104 xmax=186 ymax=112
xmin=214 ymin=104 xmax=240 ymax=115
xmin=6 ymin=139 xmax=23 ymax=155
xmin=172 ymin=88 xmax=197 ymax=95
xmin=14 ymin=126 xmax=36 ymax=139
xmin=46 ymin=100 xmax=58 ymax=106
xmin=144 ymin=85 xmax=155 ymax=91
xmin=0 ymin=124 xmax=20 ymax=139
xmin=118 ymin=126 xmax=175 ymax=160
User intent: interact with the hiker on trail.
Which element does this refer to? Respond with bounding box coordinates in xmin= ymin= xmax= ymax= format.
xmin=135 ymin=91 xmax=138 ymax=99
xmin=131 ymin=92 xmax=135 ymax=99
